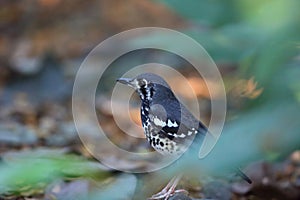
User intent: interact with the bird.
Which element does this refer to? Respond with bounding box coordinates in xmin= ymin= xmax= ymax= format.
xmin=117 ymin=73 xmax=251 ymax=199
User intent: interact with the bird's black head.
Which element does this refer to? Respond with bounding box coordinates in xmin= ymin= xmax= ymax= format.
xmin=117 ymin=73 xmax=172 ymax=101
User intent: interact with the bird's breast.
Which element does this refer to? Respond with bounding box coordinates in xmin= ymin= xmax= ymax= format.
xmin=141 ymin=111 xmax=187 ymax=155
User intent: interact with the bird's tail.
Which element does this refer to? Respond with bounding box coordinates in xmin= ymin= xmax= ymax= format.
xmin=236 ymin=168 xmax=252 ymax=184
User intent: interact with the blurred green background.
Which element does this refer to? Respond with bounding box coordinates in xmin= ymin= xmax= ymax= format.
xmin=0 ymin=0 xmax=299 ymax=199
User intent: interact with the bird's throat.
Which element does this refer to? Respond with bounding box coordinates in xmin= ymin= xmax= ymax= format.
xmin=138 ymin=86 xmax=154 ymax=101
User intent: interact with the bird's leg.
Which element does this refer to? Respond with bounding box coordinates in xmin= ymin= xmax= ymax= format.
xmin=148 ymin=176 xmax=177 ymax=199
xmin=148 ymin=174 xmax=188 ymax=200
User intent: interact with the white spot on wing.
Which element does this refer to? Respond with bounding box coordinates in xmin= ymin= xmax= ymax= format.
xmin=153 ymin=117 xmax=166 ymax=127
xmin=167 ymin=119 xmax=178 ymax=127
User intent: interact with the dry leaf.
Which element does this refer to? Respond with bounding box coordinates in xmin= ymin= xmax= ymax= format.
xmin=235 ymin=77 xmax=264 ymax=99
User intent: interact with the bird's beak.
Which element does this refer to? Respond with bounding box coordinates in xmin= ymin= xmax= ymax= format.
xmin=116 ymin=77 xmax=134 ymax=87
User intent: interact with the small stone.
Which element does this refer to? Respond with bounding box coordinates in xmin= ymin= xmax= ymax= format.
xmin=169 ymin=193 xmax=193 ymax=200
xmin=202 ymin=181 xmax=231 ymax=200
xmin=0 ymin=123 xmax=37 ymax=145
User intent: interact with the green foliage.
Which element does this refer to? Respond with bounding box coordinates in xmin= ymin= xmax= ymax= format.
xmin=154 ymin=0 xmax=300 ymax=167
xmin=157 ymin=0 xmax=239 ymax=27
xmin=0 ymin=150 xmax=110 ymax=195
xmin=158 ymin=0 xmax=300 ymax=101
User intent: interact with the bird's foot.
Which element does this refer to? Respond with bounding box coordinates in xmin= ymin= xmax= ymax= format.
xmin=148 ymin=189 xmax=188 ymax=200
xmin=148 ymin=175 xmax=188 ymax=200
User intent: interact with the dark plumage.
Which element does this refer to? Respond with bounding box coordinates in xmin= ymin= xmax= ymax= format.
xmin=117 ymin=73 xmax=207 ymax=156
xmin=117 ymin=73 xmax=251 ymax=199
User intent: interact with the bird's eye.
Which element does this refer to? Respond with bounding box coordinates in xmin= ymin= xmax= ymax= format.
xmin=139 ymin=79 xmax=147 ymax=87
